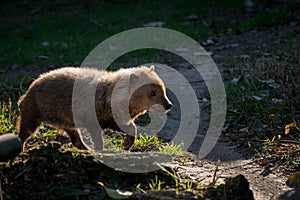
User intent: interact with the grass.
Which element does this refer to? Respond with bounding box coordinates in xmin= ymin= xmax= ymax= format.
xmin=158 ymin=141 xmax=186 ymax=157
xmin=1 ymin=0 xmax=210 ymax=70
xmin=0 ymin=0 xmax=294 ymax=74
xmin=225 ymin=59 xmax=300 ymax=168
xmin=134 ymin=134 xmax=162 ymax=149
xmin=148 ymin=175 xmax=165 ymax=190
xmin=105 ymin=132 xmax=186 ymax=157
xmin=238 ymin=8 xmax=292 ymax=32
xmin=226 ymin=74 xmax=292 ymax=131
xmin=0 ymin=101 xmax=17 ymax=135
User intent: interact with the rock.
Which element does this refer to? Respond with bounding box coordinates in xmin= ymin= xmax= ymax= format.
xmin=186 ymin=15 xmax=199 ymax=22
xmin=287 ymin=171 xmax=300 ymax=185
xmin=203 ymin=174 xmax=254 ymax=200
xmin=222 ymin=174 xmax=254 ymax=200
xmin=202 ymin=38 xmax=214 ymax=46
xmin=244 ymin=0 xmax=254 ymax=8
xmin=41 ymin=41 xmax=50 ymax=47
xmin=0 ymin=134 xmax=22 ymax=162
xmin=11 ymin=64 xmax=20 ymax=70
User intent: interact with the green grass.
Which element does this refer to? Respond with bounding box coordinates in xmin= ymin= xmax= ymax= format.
xmin=225 ymin=61 xmax=300 ymax=167
xmin=148 ymin=175 xmax=165 ymax=190
xmin=158 ymin=141 xmax=186 ymax=157
xmin=0 ymin=101 xmax=17 ymax=135
xmin=0 ymin=0 xmax=210 ymax=70
xmin=226 ymin=73 xmax=298 ymax=135
xmin=226 ymin=75 xmax=292 ymax=130
xmin=134 ymin=134 xmax=163 ymax=149
xmin=238 ymin=8 xmax=292 ymax=32
xmin=39 ymin=123 xmax=60 ymax=137
xmin=1 ymin=0 xmax=293 ymax=74
xmin=105 ymin=132 xmax=186 ymax=157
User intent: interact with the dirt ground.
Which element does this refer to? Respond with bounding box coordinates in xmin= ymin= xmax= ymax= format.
xmin=165 ymin=20 xmax=300 ymax=200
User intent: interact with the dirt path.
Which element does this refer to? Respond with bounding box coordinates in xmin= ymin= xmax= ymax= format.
xmin=161 ymin=21 xmax=300 ymax=200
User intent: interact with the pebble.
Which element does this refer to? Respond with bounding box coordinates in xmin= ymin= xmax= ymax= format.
xmin=41 ymin=41 xmax=50 ymax=47
xmin=143 ymin=21 xmax=165 ymax=27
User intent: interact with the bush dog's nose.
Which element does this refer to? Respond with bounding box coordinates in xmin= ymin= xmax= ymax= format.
xmin=165 ymin=102 xmax=173 ymax=110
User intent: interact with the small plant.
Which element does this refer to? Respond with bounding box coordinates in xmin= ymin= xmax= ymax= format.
xmin=158 ymin=142 xmax=186 ymax=157
xmin=157 ymin=165 xmax=195 ymax=192
xmin=182 ymin=181 xmax=193 ymax=191
xmin=0 ymin=101 xmax=17 ymax=135
xmin=134 ymin=134 xmax=163 ymax=149
xmin=104 ymin=133 xmax=123 ymax=151
xmin=39 ymin=123 xmax=60 ymax=137
xmin=148 ymin=175 xmax=165 ymax=190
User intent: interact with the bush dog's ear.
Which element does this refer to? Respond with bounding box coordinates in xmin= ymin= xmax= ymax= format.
xmin=129 ymin=72 xmax=139 ymax=85
xmin=150 ymin=65 xmax=155 ymax=72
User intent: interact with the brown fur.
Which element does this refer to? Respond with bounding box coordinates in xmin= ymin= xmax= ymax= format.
xmin=17 ymin=66 xmax=172 ymax=151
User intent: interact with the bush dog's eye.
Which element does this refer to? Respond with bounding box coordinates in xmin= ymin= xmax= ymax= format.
xmin=150 ymin=91 xmax=156 ymax=97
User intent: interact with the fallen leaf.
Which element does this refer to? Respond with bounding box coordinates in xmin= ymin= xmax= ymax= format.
xmin=259 ymin=79 xmax=275 ymax=84
xmin=202 ymin=38 xmax=214 ymax=46
xmin=251 ymin=95 xmax=263 ymax=101
xmin=285 ymin=122 xmax=299 ymax=134
xmin=38 ymin=55 xmax=49 ymax=60
xmin=268 ymin=82 xmax=281 ymax=89
xmin=186 ymin=15 xmax=199 ymax=22
xmin=231 ymin=75 xmax=244 ymax=85
xmin=143 ymin=21 xmax=165 ymax=27
xmin=287 ymin=171 xmax=300 ymax=184
xmin=98 ymin=182 xmax=133 ymax=199
xmin=106 ymin=188 xmax=133 ymax=199
xmin=260 ymin=159 xmax=268 ymax=166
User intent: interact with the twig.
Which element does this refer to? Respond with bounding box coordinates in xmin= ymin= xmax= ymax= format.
xmin=14 ymin=167 xmax=30 ymax=180
xmin=156 ymin=163 xmax=181 ymax=181
xmin=0 ymin=171 xmax=7 ymax=200
xmin=279 ymin=139 xmax=300 ymax=145
xmin=0 ymin=178 xmax=2 ymax=200
xmin=225 ymin=160 xmax=258 ymax=170
xmin=227 ymin=109 xmax=254 ymax=120
xmin=247 ymin=138 xmax=300 ymax=145
xmin=19 ymin=74 xmax=29 ymax=93
xmin=211 ymin=159 xmax=220 ymax=186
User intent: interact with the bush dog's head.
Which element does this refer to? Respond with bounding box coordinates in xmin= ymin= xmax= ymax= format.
xmin=128 ymin=66 xmax=173 ymax=115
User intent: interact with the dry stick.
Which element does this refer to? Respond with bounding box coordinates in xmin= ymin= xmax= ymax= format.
xmin=211 ymin=159 xmax=220 ymax=186
xmin=275 ymin=139 xmax=300 ymax=145
xmin=19 ymin=74 xmax=29 ymax=93
xmin=0 ymin=179 xmax=2 ymax=200
xmin=225 ymin=160 xmax=258 ymax=170
xmin=156 ymin=163 xmax=181 ymax=181
xmin=248 ymin=138 xmax=300 ymax=145
xmin=14 ymin=167 xmax=31 ymax=180
xmin=0 ymin=171 xmax=6 ymax=200
xmin=155 ymin=163 xmax=184 ymax=192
